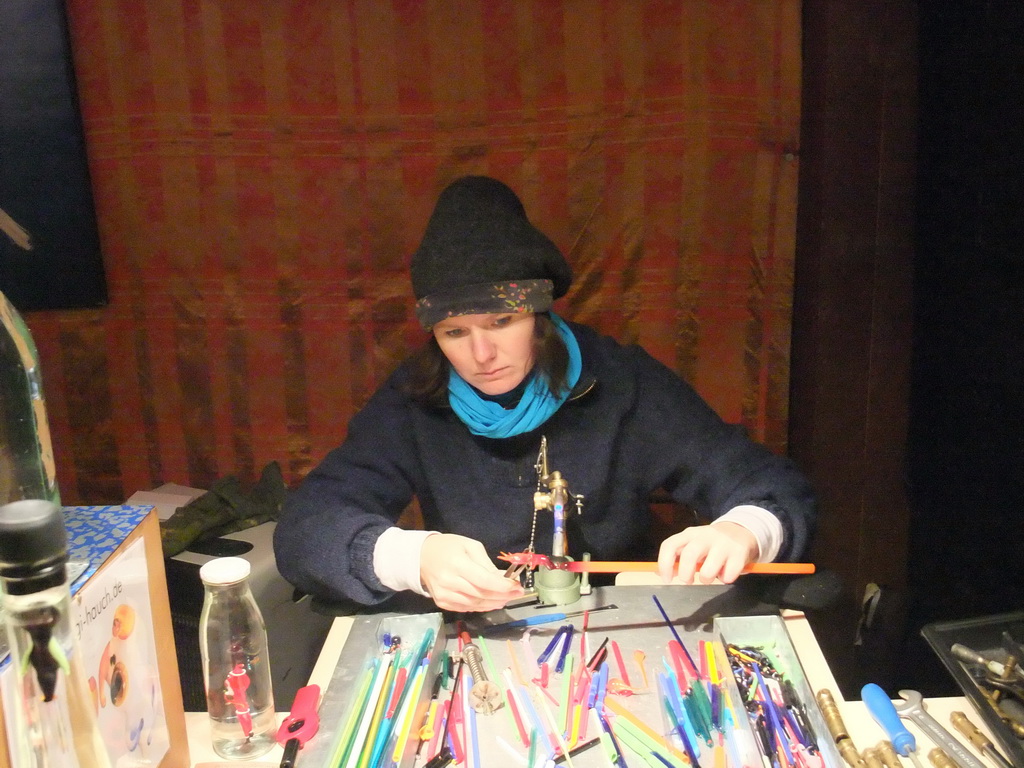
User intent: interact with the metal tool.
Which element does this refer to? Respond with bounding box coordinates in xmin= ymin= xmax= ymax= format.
xmin=862 ymin=746 xmax=885 ymax=768
xmin=927 ymin=748 xmax=957 ymax=768
xmin=875 ymin=740 xmax=905 ymax=768
xmin=861 ymin=683 xmax=924 ymax=768
xmin=950 ymin=643 xmax=1010 ymax=679
xmin=532 ymin=435 xmax=584 ymax=560
xmin=456 ymin=625 xmax=501 ymax=715
xmin=954 ymin=633 xmax=1024 ymax=737
xmin=893 ymin=690 xmax=986 ymax=768
xmin=481 ymin=602 xmax=618 ymax=633
xmin=525 ymin=436 xmax=588 ymax=605
xmin=817 ymin=688 xmax=868 ymax=768
xmin=949 ymin=711 xmax=1014 ymax=768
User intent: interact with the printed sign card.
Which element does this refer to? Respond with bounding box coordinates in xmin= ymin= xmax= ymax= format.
xmin=74 ymin=536 xmax=171 ymax=767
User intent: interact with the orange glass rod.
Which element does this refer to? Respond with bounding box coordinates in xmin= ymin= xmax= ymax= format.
xmin=563 ymin=560 xmax=816 ymax=575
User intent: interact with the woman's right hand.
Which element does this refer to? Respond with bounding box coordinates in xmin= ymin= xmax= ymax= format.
xmin=420 ymin=533 xmax=525 ymax=612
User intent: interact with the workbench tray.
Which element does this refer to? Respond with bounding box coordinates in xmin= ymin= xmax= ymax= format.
xmin=715 ymin=614 xmax=845 ymax=768
xmin=922 ymin=610 xmax=1024 ymax=767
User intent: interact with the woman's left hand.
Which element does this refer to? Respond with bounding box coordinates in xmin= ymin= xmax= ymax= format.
xmin=657 ymin=521 xmax=759 ymax=585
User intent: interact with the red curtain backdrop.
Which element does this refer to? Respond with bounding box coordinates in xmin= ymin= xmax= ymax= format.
xmin=29 ymin=1 xmax=800 ymax=503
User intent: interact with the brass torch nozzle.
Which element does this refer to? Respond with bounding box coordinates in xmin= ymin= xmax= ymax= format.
xmin=927 ymin=748 xmax=957 ymax=768
xmin=816 ymin=689 xmax=867 ymax=768
xmin=861 ymin=746 xmax=884 ymax=768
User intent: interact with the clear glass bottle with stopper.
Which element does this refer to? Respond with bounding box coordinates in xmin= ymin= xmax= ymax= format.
xmin=198 ymin=556 xmax=276 ymax=759
xmin=0 ymin=499 xmax=111 ymax=768
xmin=0 ymin=290 xmax=60 ymax=506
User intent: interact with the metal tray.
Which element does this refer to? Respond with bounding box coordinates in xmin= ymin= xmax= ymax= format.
xmin=921 ymin=610 xmax=1024 ymax=767
xmin=303 ymin=584 xmax=833 ymax=767
xmin=715 ymin=615 xmax=845 ymax=768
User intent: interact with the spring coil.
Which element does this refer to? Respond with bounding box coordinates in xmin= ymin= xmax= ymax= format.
xmin=463 ymin=642 xmax=488 ymax=684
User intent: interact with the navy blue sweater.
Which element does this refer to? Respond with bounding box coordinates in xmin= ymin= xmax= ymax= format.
xmin=273 ymin=323 xmax=816 ymax=605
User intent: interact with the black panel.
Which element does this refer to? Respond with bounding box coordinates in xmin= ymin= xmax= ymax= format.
xmin=0 ymin=0 xmax=106 ymax=310
xmin=905 ymin=0 xmax=1024 ymax=696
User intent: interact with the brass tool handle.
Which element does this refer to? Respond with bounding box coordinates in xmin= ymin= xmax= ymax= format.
xmin=817 ymin=689 xmax=852 ymax=740
xmin=816 ymin=689 xmax=867 ymax=768
xmin=927 ymin=748 xmax=957 ymax=768
xmin=951 ymin=711 xmax=1015 ymax=768
xmin=862 ymin=746 xmax=885 ymax=768
xmin=950 ymin=711 xmax=989 ymax=751
xmin=876 ymin=740 xmax=904 ymax=768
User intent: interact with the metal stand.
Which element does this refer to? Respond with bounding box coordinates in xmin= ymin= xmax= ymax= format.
xmin=534 ymin=563 xmax=580 ymax=605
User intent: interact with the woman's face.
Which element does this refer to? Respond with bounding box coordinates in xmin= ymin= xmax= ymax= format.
xmin=433 ymin=312 xmax=536 ymax=395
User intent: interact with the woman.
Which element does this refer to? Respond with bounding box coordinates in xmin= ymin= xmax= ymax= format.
xmin=274 ymin=176 xmax=816 ymax=613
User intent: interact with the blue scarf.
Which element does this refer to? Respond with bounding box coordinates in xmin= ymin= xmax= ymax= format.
xmin=448 ymin=313 xmax=582 ymax=438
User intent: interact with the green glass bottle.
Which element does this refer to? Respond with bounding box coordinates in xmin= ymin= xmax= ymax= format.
xmin=0 ymin=290 xmax=59 ymax=505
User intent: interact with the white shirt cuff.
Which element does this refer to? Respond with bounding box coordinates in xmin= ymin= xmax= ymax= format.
xmin=372 ymin=527 xmax=438 ymax=596
xmin=714 ymin=505 xmax=783 ymax=563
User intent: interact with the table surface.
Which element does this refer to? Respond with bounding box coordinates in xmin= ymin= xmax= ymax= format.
xmin=185 ymin=602 xmax=1008 ymax=768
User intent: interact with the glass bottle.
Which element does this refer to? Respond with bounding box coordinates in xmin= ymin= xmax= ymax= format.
xmin=198 ymin=557 xmax=276 ymax=759
xmin=0 ymin=290 xmax=60 ymax=506
xmin=0 ymin=499 xmax=111 ymax=768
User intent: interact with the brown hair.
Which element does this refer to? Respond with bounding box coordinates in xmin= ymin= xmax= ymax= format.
xmin=403 ymin=313 xmax=570 ymax=407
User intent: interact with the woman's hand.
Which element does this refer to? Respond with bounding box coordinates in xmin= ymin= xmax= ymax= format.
xmin=657 ymin=522 xmax=759 ymax=585
xmin=420 ymin=534 xmax=525 ymax=612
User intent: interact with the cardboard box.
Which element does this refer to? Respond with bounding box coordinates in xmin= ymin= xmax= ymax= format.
xmin=0 ymin=505 xmax=189 ymax=768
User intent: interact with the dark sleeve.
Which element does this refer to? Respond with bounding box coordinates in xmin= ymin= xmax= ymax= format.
xmin=273 ymin=374 xmax=422 ymax=605
xmin=625 ymin=346 xmax=817 ymax=561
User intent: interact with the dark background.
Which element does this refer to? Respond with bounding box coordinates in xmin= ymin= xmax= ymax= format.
xmin=0 ymin=0 xmax=105 ymax=310
xmin=903 ymin=1 xmax=1024 ymax=693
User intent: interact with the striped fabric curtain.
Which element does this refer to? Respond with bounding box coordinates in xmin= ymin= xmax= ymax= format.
xmin=30 ymin=1 xmax=800 ymax=502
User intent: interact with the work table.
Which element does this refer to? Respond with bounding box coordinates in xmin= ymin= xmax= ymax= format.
xmin=185 ymin=585 xmax=1008 ymax=767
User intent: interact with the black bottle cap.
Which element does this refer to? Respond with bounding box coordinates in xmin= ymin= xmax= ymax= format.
xmin=0 ymin=499 xmax=68 ymax=594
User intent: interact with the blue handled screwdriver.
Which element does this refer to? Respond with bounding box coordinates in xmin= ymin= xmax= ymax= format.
xmin=480 ymin=603 xmax=618 ymax=632
xmin=862 ymin=683 xmax=924 ymax=768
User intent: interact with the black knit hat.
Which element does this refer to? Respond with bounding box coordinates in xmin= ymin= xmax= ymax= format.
xmin=411 ymin=176 xmax=573 ymax=329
